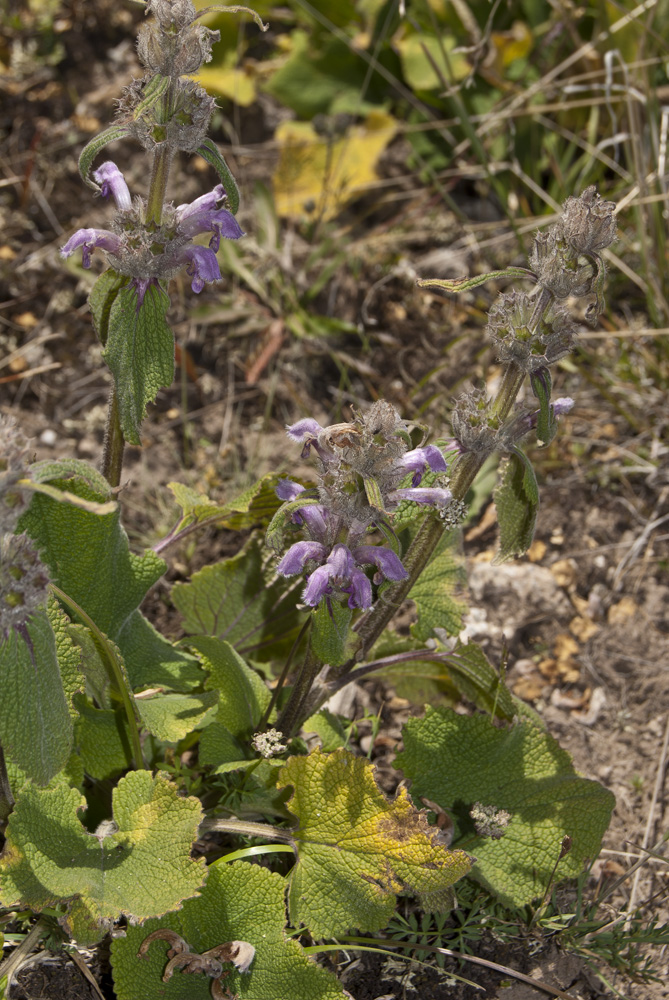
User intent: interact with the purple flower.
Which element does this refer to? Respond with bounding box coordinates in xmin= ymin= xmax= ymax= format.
xmin=277 ymin=540 xmax=327 ymax=576
xmin=93 ymin=161 xmax=132 ymax=212
xmin=176 ymin=244 xmax=221 ymax=293
xmin=278 ymin=538 xmax=407 ymax=610
xmin=390 ymin=486 xmax=453 ymax=507
xmin=60 ymin=228 xmax=123 ymax=268
xmin=401 ymin=445 xmax=448 ymax=485
xmin=176 ymin=184 xmax=244 ymax=251
xmin=351 ymin=545 xmax=408 ymax=583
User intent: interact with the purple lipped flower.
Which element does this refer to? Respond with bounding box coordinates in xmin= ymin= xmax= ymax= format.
xmin=401 ymin=445 xmax=448 ymax=485
xmin=176 ymin=243 xmax=221 ymax=294
xmin=277 ymin=540 xmax=327 ymax=576
xmin=351 ymin=545 xmax=407 ymax=584
xmin=390 ymin=486 xmax=453 ymax=507
xmin=93 ymin=161 xmax=132 ymax=212
xmin=61 ymin=228 xmax=123 ymax=269
xmin=176 ymin=184 xmax=244 ymax=252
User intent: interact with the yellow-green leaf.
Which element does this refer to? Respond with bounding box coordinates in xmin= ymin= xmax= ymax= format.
xmin=273 ymin=111 xmax=397 ymax=220
xmin=277 ymin=748 xmax=472 ymax=936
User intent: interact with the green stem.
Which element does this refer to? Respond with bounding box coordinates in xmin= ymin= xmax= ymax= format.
xmin=490 ymin=362 xmax=525 ymax=423
xmin=145 ymin=144 xmax=172 ymax=226
xmin=50 ymin=584 xmax=145 ymax=770
xmin=101 ymin=386 xmax=124 ymax=488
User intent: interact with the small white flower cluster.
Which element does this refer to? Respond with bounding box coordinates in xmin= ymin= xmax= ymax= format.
xmin=251 ymin=728 xmax=287 ymax=758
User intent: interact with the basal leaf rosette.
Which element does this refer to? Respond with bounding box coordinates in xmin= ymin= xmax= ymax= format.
xmin=111 ymin=860 xmax=346 ymax=1000
xmin=0 ymin=771 xmax=205 ymax=944
xmin=396 ymin=708 xmax=615 ymax=906
xmin=277 ymin=748 xmax=472 ymax=937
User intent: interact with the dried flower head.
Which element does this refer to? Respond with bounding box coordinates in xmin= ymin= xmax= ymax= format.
xmin=560 ymin=185 xmax=617 ymax=255
xmin=0 ymin=533 xmax=50 ymax=637
xmin=487 ymin=291 xmax=576 ymax=371
xmin=450 ymin=388 xmax=500 ymax=456
xmin=0 ymin=415 xmax=31 ymax=533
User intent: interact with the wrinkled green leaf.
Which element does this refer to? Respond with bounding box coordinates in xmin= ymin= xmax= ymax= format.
xmin=103 ymin=280 xmax=174 ymax=445
xmin=73 ymin=694 xmax=132 ymax=780
xmin=396 ymin=708 xmax=615 ymax=906
xmin=111 ymin=861 xmax=346 ymax=999
xmin=19 ymin=460 xmax=199 ymax=691
xmin=49 ymin=597 xmax=85 ymax=717
xmin=278 ymin=749 xmax=472 ymax=936
xmin=172 ymin=535 xmax=302 ymax=662
xmin=196 ymin=137 xmax=240 ymax=214
xmin=409 ymin=529 xmax=467 ymax=640
xmin=417 ymin=267 xmax=533 ymax=293
xmin=166 ymin=473 xmax=282 ymax=539
xmin=0 ymin=771 xmax=205 ymax=943
xmin=190 ymin=635 xmax=271 ymax=738
xmin=530 ymin=367 xmax=557 ymax=447
xmin=0 ymin=607 xmax=72 ymax=785
xmin=493 ymin=448 xmax=539 ymax=562
xmin=135 ymin=691 xmax=218 ymax=743
xmin=88 ymin=268 xmax=127 ymax=348
xmin=302 ymin=709 xmax=347 ymax=751
xmin=78 ymin=126 xmax=132 ymax=190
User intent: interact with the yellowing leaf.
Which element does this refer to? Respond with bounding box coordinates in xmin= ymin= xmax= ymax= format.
xmin=272 ymin=112 xmax=397 ymax=220
xmin=196 ymin=54 xmax=256 ymax=107
xmin=277 ymin=748 xmax=472 ymax=936
xmin=490 ymin=21 xmax=533 ymax=69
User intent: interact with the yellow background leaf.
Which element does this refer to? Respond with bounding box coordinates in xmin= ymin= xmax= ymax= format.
xmin=272 ymin=111 xmax=397 ymax=220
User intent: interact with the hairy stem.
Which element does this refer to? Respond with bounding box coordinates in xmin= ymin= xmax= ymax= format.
xmin=101 ymin=385 xmax=124 ymax=487
xmin=276 ymin=643 xmax=322 ymax=738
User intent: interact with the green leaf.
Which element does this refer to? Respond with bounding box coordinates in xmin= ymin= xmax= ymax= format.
xmin=20 ymin=460 xmax=199 ymax=691
xmin=397 ymin=33 xmax=470 ymax=90
xmin=111 ymin=861 xmax=346 ymax=1000
xmin=78 ymin=126 xmax=132 ymax=191
xmin=530 ymin=367 xmax=557 ymax=447
xmin=277 ymin=749 xmax=472 ymax=937
xmin=409 ymin=529 xmax=467 ymax=640
xmin=103 ymin=280 xmax=175 ymax=445
xmin=199 ymin=721 xmax=250 ymax=772
xmin=172 ymin=535 xmax=302 ymax=663
xmin=310 ymin=600 xmax=353 ymax=668
xmin=444 ymin=641 xmax=516 ymax=721
xmin=416 ymin=267 xmax=534 ymax=293
xmin=0 ymin=771 xmax=205 ymax=943
xmin=0 ymin=608 xmax=73 ymax=785
xmin=73 ymin=694 xmax=132 ymax=780
xmin=135 ymin=691 xmax=218 ymax=743
xmin=493 ymin=448 xmax=539 ymax=562
xmin=190 ymin=635 xmax=270 ymax=738
xmin=396 ymin=708 xmax=615 ymax=907
xmin=266 ymin=496 xmax=322 ymax=551
xmin=88 ymin=268 xmax=128 ymax=348
xmin=48 ymin=597 xmax=85 ymax=716
xmin=166 ymin=473 xmax=282 ymax=539
xmin=196 ymin=137 xmax=240 ymax=214
xmin=363 ymin=475 xmax=385 ymax=512
xmin=302 ymin=709 xmax=347 ymax=751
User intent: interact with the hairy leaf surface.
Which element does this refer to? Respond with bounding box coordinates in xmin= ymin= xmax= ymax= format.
xmin=278 ymin=749 xmax=472 ymax=936
xmin=19 ymin=460 xmax=199 ymax=690
xmin=111 ymin=861 xmax=345 ymax=999
xmin=396 ymin=708 xmax=615 ymax=906
xmin=0 ymin=771 xmax=205 ymax=943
